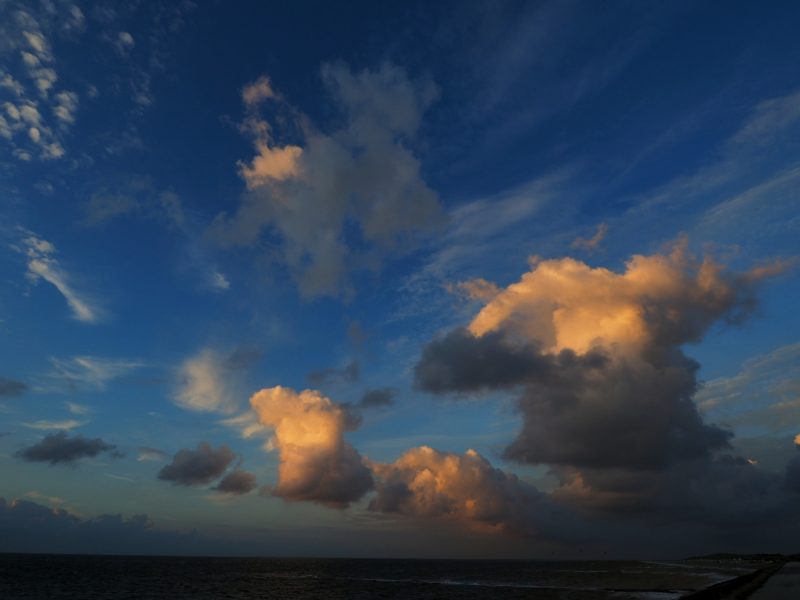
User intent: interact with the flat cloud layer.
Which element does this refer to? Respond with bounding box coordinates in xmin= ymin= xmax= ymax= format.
xmin=250 ymin=386 xmax=373 ymax=507
xmin=209 ymin=63 xmax=443 ymax=297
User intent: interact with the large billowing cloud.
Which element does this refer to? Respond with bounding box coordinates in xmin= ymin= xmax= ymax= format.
xmin=249 ymin=386 xmax=373 ymax=507
xmin=417 ymin=242 xmax=779 ymax=471
xmin=16 ymin=432 xmax=117 ymax=465
xmin=369 ymin=446 xmax=578 ymax=540
xmin=157 ymin=442 xmax=236 ymax=486
xmin=209 ymin=63 xmax=443 ymax=297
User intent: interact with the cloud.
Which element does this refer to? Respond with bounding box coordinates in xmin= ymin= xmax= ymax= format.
xmin=307 ymin=360 xmax=359 ymax=386
xmin=113 ymin=32 xmax=135 ymax=57
xmin=417 ymin=241 xmax=780 ymax=471
xmin=65 ymin=401 xmax=91 ymax=415
xmin=15 ymin=231 xmax=103 ymax=323
xmin=0 ymin=497 xmax=197 ymax=555
xmin=213 ymin=469 xmax=257 ymax=495
xmin=48 ymin=356 xmax=143 ymax=391
xmin=697 ymin=342 xmax=800 ymax=434
xmin=157 ymin=442 xmax=236 ymax=486
xmin=242 ymin=75 xmax=276 ymax=106
xmin=250 ymin=386 xmax=373 ymax=507
xmin=174 ymin=347 xmax=258 ymax=414
xmin=0 ymin=377 xmax=27 ymax=397
xmin=369 ymin=446 xmax=577 ymax=539
xmin=137 ymin=447 xmax=168 ymax=462
xmin=0 ymin=8 xmax=82 ymax=160
xmin=209 ymin=63 xmax=443 ymax=297
xmin=570 ymin=222 xmax=608 ymax=252
xmin=16 ymin=432 xmax=117 ymax=465
xmin=358 ymin=388 xmax=395 ymax=409
xmin=23 ymin=419 xmax=84 ymax=431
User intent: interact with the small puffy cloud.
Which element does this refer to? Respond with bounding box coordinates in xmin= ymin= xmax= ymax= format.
xmin=213 ymin=469 xmax=257 ymax=495
xmin=113 ymin=32 xmax=135 ymax=57
xmin=370 ymin=447 xmax=576 ymax=539
xmin=53 ymin=90 xmax=79 ymax=124
xmin=209 ymin=63 xmax=443 ymax=297
xmin=157 ymin=442 xmax=236 ymax=486
xmin=15 ymin=231 xmax=104 ymax=323
xmin=358 ymin=388 xmax=395 ymax=408
xmin=16 ymin=432 xmax=117 ymax=465
xmin=65 ymin=402 xmax=91 ymax=415
xmin=137 ymin=447 xmax=168 ymax=462
xmin=307 ymin=360 xmax=359 ymax=386
xmin=570 ymin=222 xmax=608 ymax=252
xmin=0 ymin=377 xmax=27 ymax=397
xmin=250 ymin=386 xmax=373 ymax=507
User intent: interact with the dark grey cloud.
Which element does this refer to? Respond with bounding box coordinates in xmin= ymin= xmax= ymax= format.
xmin=0 ymin=377 xmax=27 ymax=397
xmin=358 ymin=387 xmax=395 ymax=408
xmin=0 ymin=497 xmax=198 ymax=555
xmin=416 ymin=329 xmax=727 ymax=470
xmin=222 ymin=345 xmax=263 ymax=370
xmin=785 ymin=454 xmax=800 ymax=493
xmin=504 ymin=349 xmax=732 ymax=470
xmin=157 ymin=442 xmax=236 ymax=486
xmin=415 ymin=328 xmax=606 ymax=394
xmin=307 ymin=360 xmax=359 ymax=385
xmin=213 ymin=469 xmax=257 ymax=495
xmin=273 ymin=442 xmax=373 ymax=508
xmin=16 ymin=432 xmax=117 ymax=465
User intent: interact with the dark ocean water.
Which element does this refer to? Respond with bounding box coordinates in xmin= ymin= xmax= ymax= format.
xmin=0 ymin=554 xmax=758 ymax=600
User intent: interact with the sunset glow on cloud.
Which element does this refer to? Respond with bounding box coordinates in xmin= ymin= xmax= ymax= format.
xmin=1 ymin=0 xmax=799 ymax=561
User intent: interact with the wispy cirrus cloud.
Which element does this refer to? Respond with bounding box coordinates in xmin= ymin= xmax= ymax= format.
xmin=13 ymin=230 xmax=104 ymax=323
xmin=45 ymin=355 xmax=144 ymax=392
xmin=23 ymin=419 xmax=84 ymax=431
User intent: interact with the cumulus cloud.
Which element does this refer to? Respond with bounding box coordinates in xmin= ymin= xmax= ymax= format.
xmin=369 ymin=446 xmax=577 ymax=539
xmin=13 ymin=231 xmax=104 ymax=323
xmin=16 ymin=432 xmax=117 ymax=465
xmin=209 ymin=63 xmax=443 ymax=297
xmin=417 ymin=242 xmax=781 ymax=471
xmin=113 ymin=32 xmax=135 ymax=57
xmin=213 ymin=469 xmax=257 ymax=495
xmin=250 ymin=386 xmax=373 ymax=507
xmin=157 ymin=442 xmax=236 ymax=486
xmin=307 ymin=360 xmax=359 ymax=386
xmin=0 ymin=377 xmax=27 ymax=397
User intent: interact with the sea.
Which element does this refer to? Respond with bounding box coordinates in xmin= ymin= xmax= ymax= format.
xmin=0 ymin=554 xmax=762 ymax=599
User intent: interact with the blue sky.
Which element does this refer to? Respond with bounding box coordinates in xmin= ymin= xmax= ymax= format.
xmin=1 ymin=0 xmax=799 ymax=558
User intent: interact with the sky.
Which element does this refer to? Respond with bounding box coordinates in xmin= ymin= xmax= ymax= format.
xmin=1 ymin=0 xmax=799 ymax=559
